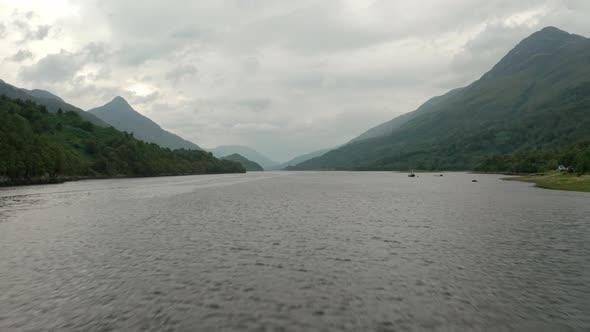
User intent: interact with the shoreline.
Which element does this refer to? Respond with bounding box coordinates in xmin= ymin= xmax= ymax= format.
xmin=504 ymin=172 xmax=590 ymax=193
xmin=0 ymin=172 xmax=246 ymax=188
xmin=3 ymin=171 xmax=588 ymax=193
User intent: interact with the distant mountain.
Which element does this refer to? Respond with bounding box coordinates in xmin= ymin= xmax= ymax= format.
xmin=294 ymin=27 xmax=590 ymax=171
xmin=210 ymin=145 xmax=279 ymax=169
xmin=272 ymin=148 xmax=334 ymax=170
xmin=89 ymin=97 xmax=202 ymax=150
xmin=221 ymin=154 xmax=264 ymax=171
xmin=0 ymin=79 xmax=107 ymax=126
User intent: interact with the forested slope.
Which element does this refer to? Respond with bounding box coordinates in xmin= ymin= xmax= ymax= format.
xmin=0 ymin=96 xmax=244 ymax=185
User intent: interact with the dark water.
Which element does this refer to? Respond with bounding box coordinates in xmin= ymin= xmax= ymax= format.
xmin=1 ymin=172 xmax=589 ymax=331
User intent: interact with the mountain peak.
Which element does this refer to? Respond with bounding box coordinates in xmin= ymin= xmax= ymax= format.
xmin=111 ymin=96 xmax=129 ymax=104
xmin=538 ymin=26 xmax=567 ymax=34
xmin=485 ymin=26 xmax=584 ymax=77
xmin=529 ymin=26 xmax=581 ymax=42
xmin=103 ymin=96 xmax=134 ymax=111
xmin=88 ymin=96 xmax=202 ymax=150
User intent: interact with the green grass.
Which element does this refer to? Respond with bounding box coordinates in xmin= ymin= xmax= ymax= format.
xmin=508 ymin=172 xmax=590 ymax=192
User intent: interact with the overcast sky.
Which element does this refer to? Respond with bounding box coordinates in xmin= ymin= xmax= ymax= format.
xmin=1 ymin=0 xmax=589 ymax=161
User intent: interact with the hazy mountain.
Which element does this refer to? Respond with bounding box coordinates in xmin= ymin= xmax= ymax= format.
xmin=0 ymin=79 xmax=107 ymax=126
xmin=272 ymin=148 xmax=334 ymax=170
xmin=221 ymin=154 xmax=264 ymax=172
xmin=210 ymin=145 xmax=279 ymax=169
xmin=294 ymin=27 xmax=590 ymax=171
xmin=89 ymin=96 xmax=201 ymax=150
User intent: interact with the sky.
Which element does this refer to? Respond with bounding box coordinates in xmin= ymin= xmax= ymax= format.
xmin=1 ymin=0 xmax=589 ymax=162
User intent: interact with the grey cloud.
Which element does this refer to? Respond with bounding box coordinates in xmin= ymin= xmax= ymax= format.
xmin=165 ymin=65 xmax=197 ymax=85
xmin=236 ymin=98 xmax=272 ymax=113
xmin=12 ymin=18 xmax=52 ymax=42
xmin=33 ymin=24 xmax=51 ymax=40
xmin=7 ymin=0 xmax=590 ymax=161
xmin=116 ymin=40 xmax=185 ymax=65
xmin=13 ymin=19 xmax=28 ymax=31
xmin=0 ymin=22 xmax=6 ymax=38
xmin=19 ymin=43 xmax=108 ymax=82
xmin=170 ymin=26 xmax=209 ymax=40
xmin=126 ymin=91 xmax=160 ymax=105
xmin=234 ymin=3 xmax=391 ymax=54
xmin=6 ymin=49 xmax=34 ymax=62
xmin=81 ymin=42 xmax=110 ymax=62
xmin=20 ymin=50 xmax=80 ymax=82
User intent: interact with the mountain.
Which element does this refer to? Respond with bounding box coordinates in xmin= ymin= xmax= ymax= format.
xmin=221 ymin=154 xmax=264 ymax=171
xmin=0 ymin=95 xmax=244 ymax=185
xmin=0 ymin=80 xmax=107 ymax=126
xmin=89 ymin=97 xmax=201 ymax=150
xmin=210 ymin=145 xmax=279 ymax=169
xmin=294 ymin=27 xmax=590 ymax=171
xmin=20 ymin=89 xmax=65 ymax=102
xmin=271 ymin=148 xmax=334 ymax=170
xmin=351 ymin=88 xmax=465 ymax=143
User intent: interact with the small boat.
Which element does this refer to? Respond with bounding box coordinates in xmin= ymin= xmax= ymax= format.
xmin=408 ymin=171 xmax=416 ymax=178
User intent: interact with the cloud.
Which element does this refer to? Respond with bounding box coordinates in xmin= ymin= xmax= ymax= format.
xmin=3 ymin=0 xmax=590 ymax=161
xmin=126 ymin=90 xmax=160 ymax=105
xmin=20 ymin=50 xmax=80 ymax=82
xmin=19 ymin=43 xmax=108 ymax=82
xmin=6 ymin=49 xmax=34 ymax=62
xmin=12 ymin=17 xmax=52 ymax=42
xmin=32 ymin=24 xmax=51 ymax=40
xmin=165 ymin=65 xmax=197 ymax=85
xmin=0 ymin=22 xmax=6 ymax=38
xmin=236 ymin=98 xmax=272 ymax=113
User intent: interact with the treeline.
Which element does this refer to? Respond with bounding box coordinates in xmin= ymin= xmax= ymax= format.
xmin=0 ymin=96 xmax=244 ymax=184
xmin=475 ymin=137 xmax=590 ymax=174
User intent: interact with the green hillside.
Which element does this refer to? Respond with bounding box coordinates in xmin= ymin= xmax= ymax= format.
xmin=0 ymin=96 xmax=244 ymax=185
xmin=475 ymin=137 xmax=590 ymax=174
xmin=221 ymin=154 xmax=264 ymax=171
xmin=0 ymin=79 xmax=108 ymax=127
xmin=294 ymin=27 xmax=590 ymax=171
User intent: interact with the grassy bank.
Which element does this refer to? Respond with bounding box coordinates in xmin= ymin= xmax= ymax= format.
xmin=507 ymin=172 xmax=590 ymax=192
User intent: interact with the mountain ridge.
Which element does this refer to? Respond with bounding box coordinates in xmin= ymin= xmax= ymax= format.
xmin=0 ymin=95 xmax=244 ymax=185
xmin=210 ymin=145 xmax=279 ymax=169
xmin=293 ymin=26 xmax=590 ymax=171
xmin=221 ymin=154 xmax=264 ymax=171
xmin=0 ymin=80 xmax=108 ymax=127
xmin=89 ymin=97 xmax=202 ymax=151
xmin=272 ymin=147 xmax=334 ymax=170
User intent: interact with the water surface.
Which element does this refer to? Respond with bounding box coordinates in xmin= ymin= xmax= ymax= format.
xmin=1 ymin=172 xmax=589 ymax=331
